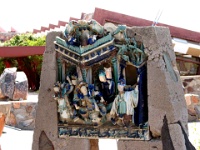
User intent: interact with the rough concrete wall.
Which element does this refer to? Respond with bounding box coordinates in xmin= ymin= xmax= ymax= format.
xmin=128 ymin=26 xmax=188 ymax=137
xmin=118 ymin=140 xmax=162 ymax=150
xmin=117 ymin=27 xmax=188 ymax=150
xmin=32 ymin=32 xmax=90 ymax=150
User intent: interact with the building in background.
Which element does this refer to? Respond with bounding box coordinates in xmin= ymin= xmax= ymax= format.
xmin=0 ymin=27 xmax=18 ymax=42
xmin=31 ymin=8 xmax=200 ymax=76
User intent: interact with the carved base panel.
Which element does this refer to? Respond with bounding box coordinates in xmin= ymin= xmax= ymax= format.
xmin=58 ymin=124 xmax=150 ymax=140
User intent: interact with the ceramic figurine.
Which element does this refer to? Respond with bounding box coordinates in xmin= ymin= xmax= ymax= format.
xmin=54 ymin=20 xmax=149 ymax=140
xmin=74 ymin=82 xmax=102 ymax=125
xmin=61 ymin=76 xmax=74 ymax=97
xmin=54 ymin=77 xmax=77 ymax=123
xmin=104 ymin=66 xmax=112 ymax=79
xmin=88 ymin=19 xmax=104 ymax=36
xmin=53 ymin=82 xmax=62 ymax=100
xmin=110 ymin=79 xmax=126 ymax=126
xmin=91 ymin=85 xmax=107 ymax=123
xmin=98 ymin=70 xmax=115 ymax=112
xmin=123 ymin=85 xmax=138 ymax=126
xmin=110 ymin=78 xmax=139 ymax=127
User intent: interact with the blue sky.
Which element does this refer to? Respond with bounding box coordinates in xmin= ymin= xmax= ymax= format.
xmin=0 ymin=0 xmax=199 ymax=33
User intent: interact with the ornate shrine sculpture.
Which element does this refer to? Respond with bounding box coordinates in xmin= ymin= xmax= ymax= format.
xmin=54 ymin=19 xmax=149 ymax=140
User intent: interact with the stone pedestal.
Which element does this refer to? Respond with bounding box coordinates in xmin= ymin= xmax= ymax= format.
xmin=32 ymin=27 xmax=191 ymax=150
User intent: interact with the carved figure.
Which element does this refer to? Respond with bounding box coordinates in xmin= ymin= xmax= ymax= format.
xmin=98 ymin=70 xmax=115 ymax=112
xmin=53 ymin=80 xmax=73 ymax=123
xmin=110 ymin=79 xmax=138 ymax=127
xmin=89 ymin=19 xmax=104 ymax=36
xmin=74 ymin=82 xmax=102 ymax=125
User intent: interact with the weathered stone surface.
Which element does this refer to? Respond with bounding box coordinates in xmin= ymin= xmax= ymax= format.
xmin=0 ymin=67 xmax=17 ymax=99
xmin=5 ymin=100 xmax=37 ymax=130
xmin=39 ymin=131 xmax=54 ymax=150
xmin=0 ymin=88 xmax=5 ymax=99
xmin=12 ymin=72 xmax=28 ymax=100
xmin=8 ymin=112 xmax=17 ymax=126
xmin=194 ymin=105 xmax=200 ymax=120
xmin=161 ymin=116 xmax=195 ymax=150
xmin=32 ymin=32 xmax=90 ymax=150
xmin=0 ymin=102 xmax=11 ymax=136
xmin=0 ymin=114 xmax=5 ymax=137
xmin=161 ymin=116 xmax=174 ymax=150
xmin=185 ymin=94 xmax=200 ymax=122
xmin=118 ymin=139 xmax=162 ymax=150
xmin=169 ymin=124 xmax=186 ymax=150
xmin=181 ymin=75 xmax=200 ymax=97
xmin=32 ymin=27 xmax=189 ymax=149
xmin=90 ymin=139 xmax=99 ymax=150
xmin=0 ymin=102 xmax=11 ymax=115
xmin=0 ymin=68 xmax=28 ymax=101
xmin=127 ymin=27 xmax=188 ymax=137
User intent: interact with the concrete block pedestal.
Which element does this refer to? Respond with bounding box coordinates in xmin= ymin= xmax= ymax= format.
xmin=32 ymin=26 xmax=192 ymax=150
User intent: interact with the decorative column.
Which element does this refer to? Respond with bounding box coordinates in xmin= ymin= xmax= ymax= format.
xmin=81 ymin=68 xmax=87 ymax=82
xmin=86 ymin=68 xmax=92 ymax=84
xmin=62 ymin=62 xmax=66 ymax=82
xmin=111 ymin=56 xmax=118 ymax=93
xmin=57 ymin=58 xmax=62 ymax=82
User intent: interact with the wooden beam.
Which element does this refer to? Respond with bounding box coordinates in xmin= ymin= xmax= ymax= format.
xmin=0 ymin=46 xmax=45 ymax=58
xmin=176 ymin=57 xmax=200 ymax=65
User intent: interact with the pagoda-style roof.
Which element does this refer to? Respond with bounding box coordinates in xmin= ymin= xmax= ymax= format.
xmin=54 ymin=20 xmax=116 ymax=67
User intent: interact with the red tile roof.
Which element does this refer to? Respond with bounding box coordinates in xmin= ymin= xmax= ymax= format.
xmin=41 ymin=26 xmax=49 ymax=32
xmin=58 ymin=21 xmax=67 ymax=27
xmin=93 ymin=8 xmax=200 ymax=43
xmin=30 ymin=8 xmax=200 ymax=43
xmin=0 ymin=26 xmax=6 ymax=32
xmin=33 ymin=29 xmax=40 ymax=34
xmin=49 ymin=24 xmax=59 ymax=29
xmin=11 ymin=27 xmax=17 ymax=32
xmin=69 ymin=17 xmax=79 ymax=21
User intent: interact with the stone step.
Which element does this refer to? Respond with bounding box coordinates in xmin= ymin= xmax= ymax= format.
xmin=4 ymin=99 xmax=38 ymax=130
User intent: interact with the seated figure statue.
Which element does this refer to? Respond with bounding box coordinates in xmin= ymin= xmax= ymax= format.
xmin=74 ymin=82 xmax=102 ymax=126
xmin=53 ymin=76 xmax=74 ymax=123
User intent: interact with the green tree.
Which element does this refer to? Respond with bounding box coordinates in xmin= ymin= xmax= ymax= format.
xmin=0 ymin=33 xmax=46 ymax=91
